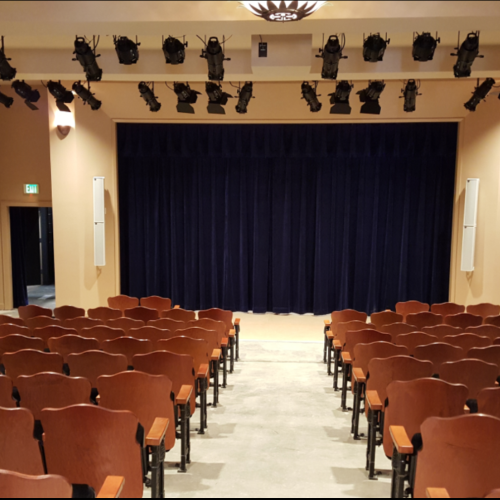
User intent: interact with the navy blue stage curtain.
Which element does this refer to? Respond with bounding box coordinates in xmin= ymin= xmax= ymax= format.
xmin=118 ymin=123 xmax=457 ymax=315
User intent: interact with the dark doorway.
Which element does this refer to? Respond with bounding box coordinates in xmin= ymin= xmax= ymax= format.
xmin=10 ymin=207 xmax=55 ymax=308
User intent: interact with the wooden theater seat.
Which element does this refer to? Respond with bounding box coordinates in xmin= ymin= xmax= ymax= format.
xmin=369 ymin=311 xmax=403 ymax=329
xmin=444 ymin=312 xmax=483 ymax=329
xmin=162 ymin=308 xmax=196 ymax=322
xmin=414 ymin=343 xmax=465 ymax=376
xmin=106 ymin=318 xmax=145 ymax=334
xmin=396 ymin=301 xmax=429 ymax=322
xmin=26 ymin=317 xmax=62 ymax=330
xmin=41 ymin=405 xmax=144 ymax=498
xmin=48 ymin=335 xmax=100 ymax=363
xmin=54 ymin=306 xmax=85 ymax=322
xmin=148 ymin=318 xmax=186 ymax=332
xmin=80 ymin=326 xmax=125 ymax=344
xmin=430 ymin=302 xmax=465 ymax=317
xmin=467 ymin=303 xmax=500 ymax=320
xmin=478 ymin=387 xmax=500 ymax=418
xmin=107 ymin=295 xmax=139 ymax=314
xmin=395 ymin=333 xmax=439 ymax=356
xmin=128 ymin=326 xmax=172 ymax=347
xmin=2 ymin=350 xmax=64 ymax=383
xmin=124 ymin=307 xmax=159 ymax=323
xmin=421 ymin=324 xmax=463 ymax=341
xmin=0 ymin=324 xmax=30 ymax=338
xmin=101 ymin=337 xmax=153 ymax=367
xmin=466 ymin=325 xmax=500 ymax=342
xmin=406 ymin=312 xmax=443 ymax=330
xmin=18 ymin=305 xmax=52 ymax=322
xmin=0 ymin=315 xmax=25 ymax=327
xmin=485 ymin=315 xmax=500 ymax=328
xmin=0 ymin=375 xmax=16 ymax=408
xmin=17 ymin=372 xmax=92 ymax=420
xmin=467 ymin=346 xmax=500 ymax=376
xmin=140 ymin=296 xmax=172 ymax=314
xmin=0 ymin=335 xmax=44 ymax=356
xmin=33 ymin=326 xmax=77 ymax=349
xmin=88 ymin=307 xmax=122 ymax=322
xmin=63 ymin=317 xmax=104 ymax=333
xmin=379 ymin=322 xmax=419 ymax=340
xmin=443 ymin=333 xmax=492 ymax=351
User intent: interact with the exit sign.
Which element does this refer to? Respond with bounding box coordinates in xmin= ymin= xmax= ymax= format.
xmin=24 ymin=184 xmax=39 ymax=195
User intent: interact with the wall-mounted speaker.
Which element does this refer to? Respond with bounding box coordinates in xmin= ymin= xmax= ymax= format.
xmin=461 ymin=178 xmax=479 ymax=272
xmin=93 ymin=177 xmax=106 ymax=267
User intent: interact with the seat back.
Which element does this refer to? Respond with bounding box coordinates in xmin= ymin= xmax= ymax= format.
xmin=80 ymin=326 xmax=125 ymax=344
xmin=107 ymin=295 xmax=139 ymax=313
xmin=177 ymin=327 xmax=220 ymax=352
xmin=87 ymin=307 xmax=122 ymax=322
xmin=2 ymin=350 xmax=64 ymax=383
xmin=0 ymin=470 xmax=72 ymax=499
xmin=62 ymin=317 xmax=104 ymax=333
xmin=26 ymin=317 xmax=62 ymax=330
xmin=330 ymin=310 xmax=368 ymax=336
xmin=106 ymin=318 xmax=145 ymax=333
xmin=101 ymin=337 xmax=153 ymax=366
xmin=379 ymin=322 xmax=419 ymax=341
xmin=0 ymin=335 xmax=44 ymax=356
xmin=344 ymin=330 xmax=392 ymax=355
xmin=406 ymin=312 xmax=443 ymax=329
xmin=485 ymin=315 xmax=500 ymax=328
xmin=443 ymin=333 xmax=492 ymax=352
xmin=33 ymin=326 xmax=77 ymax=349
xmin=0 ymin=324 xmax=30 ymax=338
xmin=370 ymin=311 xmax=404 ymax=329
xmin=17 ymin=373 xmax=92 ymax=420
xmin=395 ymin=301 xmax=429 ymax=321
xmin=0 ymin=407 xmax=45 ymax=475
xmin=128 ymin=326 xmax=170 ymax=347
xmin=431 ymin=302 xmax=465 ymax=317
xmin=18 ymin=305 xmax=52 ymax=321
xmin=47 ymin=336 xmax=100 ymax=363
xmin=440 ymin=359 xmax=498 ymax=399
xmin=466 ymin=325 xmax=500 ymax=342
xmin=0 ymin=375 xmax=15 ymax=408
xmin=395 ymin=333 xmax=439 ymax=356
xmin=467 ymin=346 xmax=500 ymax=376
xmin=162 ymin=308 xmax=197 ymax=323
xmin=414 ymin=414 xmax=500 ymax=498
xmin=0 ymin=315 xmax=25 ymax=327
xmin=478 ymin=388 xmax=500 ymax=419
xmin=157 ymin=337 xmax=209 ymax=373
xmin=421 ymin=324 xmax=464 ymax=341
xmin=41 ymin=405 xmax=143 ymax=498
xmin=414 ymin=343 xmax=465 ymax=375
xmin=198 ymin=308 xmax=233 ymax=332
xmin=124 ymin=307 xmax=159 ymax=323
xmin=53 ymin=306 xmax=85 ymax=322
xmin=147 ymin=318 xmax=187 ymax=332
xmin=444 ymin=313 xmax=483 ymax=329
xmin=98 ymin=371 xmax=176 ymax=450
xmin=67 ymin=351 xmax=128 ymax=388
xmin=188 ymin=319 xmax=227 ymax=344
xmin=467 ymin=303 xmax=500 ymax=320
xmin=337 ymin=321 xmax=377 ymax=348
xmin=383 ymin=378 xmax=468 ymax=457
xmin=353 ymin=342 xmax=408 ymax=371
xmin=140 ymin=296 xmax=172 ymax=313
xmin=133 ymin=351 xmax=196 ymax=417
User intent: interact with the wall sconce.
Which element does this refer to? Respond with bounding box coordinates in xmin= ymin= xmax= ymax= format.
xmin=54 ymin=109 xmax=75 ymax=137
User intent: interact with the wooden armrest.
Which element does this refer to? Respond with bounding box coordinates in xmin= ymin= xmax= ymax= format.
xmin=221 ymin=337 xmax=229 ymax=348
xmin=366 ymin=390 xmax=383 ymax=411
xmin=326 ymin=331 xmax=334 ymax=341
xmin=389 ymin=425 xmax=413 ymax=455
xmin=146 ymin=417 xmax=170 ymax=447
xmin=175 ymin=384 xmax=193 ymax=406
xmin=229 ymin=329 xmax=235 ymax=338
xmin=211 ymin=348 xmax=222 ymax=361
xmin=174 ymin=305 xmax=180 ymax=309
xmin=333 ymin=339 xmax=342 ymax=350
xmin=197 ymin=363 xmax=209 ymax=379
xmin=97 ymin=476 xmax=125 ymax=499
xmin=234 ymin=318 xmax=240 ymax=326
xmin=324 ymin=319 xmax=331 ymax=327
xmin=426 ymin=488 xmax=450 ymax=499
xmin=353 ymin=367 xmax=366 ymax=383
xmin=464 ymin=405 xmax=471 ymax=415
xmin=342 ymin=351 xmax=352 ymax=364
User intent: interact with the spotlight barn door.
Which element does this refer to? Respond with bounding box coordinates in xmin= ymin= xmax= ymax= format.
xmin=461 ymin=178 xmax=480 ymax=272
xmin=93 ymin=176 xmax=106 ymax=267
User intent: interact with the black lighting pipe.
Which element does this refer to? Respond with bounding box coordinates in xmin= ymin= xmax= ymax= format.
xmin=47 ymin=80 xmax=74 ymax=112
xmin=452 ymin=32 xmax=483 ymax=78
xmin=464 ymin=78 xmax=496 ymax=112
xmin=73 ymin=36 xmax=102 ymax=81
xmin=235 ymin=82 xmax=254 ymax=114
xmin=138 ymin=82 xmax=161 ymax=112
xmin=12 ymin=80 xmax=40 ymax=110
xmin=200 ymin=36 xmax=230 ymax=81
xmin=329 ymin=80 xmax=353 ymax=115
xmin=363 ymin=33 xmax=390 ymax=62
xmin=114 ymin=36 xmax=140 ymax=65
xmin=0 ymin=90 xmax=14 ymax=108
xmin=72 ymin=81 xmax=102 ymax=110
xmin=317 ymin=34 xmax=347 ymax=80
xmin=301 ymin=81 xmax=322 ymax=112
xmin=173 ymin=82 xmax=201 ymax=114
xmin=0 ymin=36 xmax=16 ymax=81
xmin=412 ymin=32 xmax=440 ymax=62
xmin=401 ymin=79 xmax=420 ymax=112
xmin=163 ymin=36 xmax=188 ymax=65
xmin=206 ymin=81 xmax=232 ymax=114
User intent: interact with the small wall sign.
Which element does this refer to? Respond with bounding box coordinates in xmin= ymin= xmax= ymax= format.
xmin=24 ymin=184 xmax=39 ymax=195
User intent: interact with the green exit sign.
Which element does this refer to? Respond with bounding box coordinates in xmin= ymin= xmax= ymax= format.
xmin=24 ymin=184 xmax=39 ymax=195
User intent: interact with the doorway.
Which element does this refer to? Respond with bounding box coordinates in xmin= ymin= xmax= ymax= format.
xmin=9 ymin=207 xmax=55 ymax=309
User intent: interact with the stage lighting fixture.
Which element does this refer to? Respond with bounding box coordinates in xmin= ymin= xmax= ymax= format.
xmin=301 ymin=81 xmax=322 ymax=112
xmin=206 ymin=82 xmax=232 ymax=115
xmin=464 ymin=78 xmax=495 ymax=112
xmin=234 ymin=82 xmax=254 ymax=114
xmin=0 ymin=37 xmax=16 ymax=81
xmin=363 ymin=33 xmax=390 ymax=62
xmin=0 ymin=90 xmax=13 ymax=108
xmin=316 ymin=34 xmax=347 ymax=80
xmin=47 ymin=81 xmax=74 ymax=112
xmin=114 ymin=36 xmax=140 ymax=65
xmin=12 ymin=80 xmax=40 ymax=110
xmin=329 ymin=80 xmax=353 ymax=115
xmin=72 ymin=81 xmax=102 ymax=110
xmin=73 ymin=36 xmax=102 ymax=82
xmin=163 ymin=36 xmax=188 ymax=65
xmin=401 ymin=80 xmax=421 ymax=113
xmin=138 ymin=82 xmax=161 ymax=112
xmin=172 ymin=82 xmax=201 ymax=114
xmin=412 ymin=32 xmax=440 ymax=62
xmin=357 ymin=81 xmax=385 ymax=115
xmin=200 ymin=36 xmax=230 ymax=81
xmin=452 ymin=32 xmax=483 ymax=78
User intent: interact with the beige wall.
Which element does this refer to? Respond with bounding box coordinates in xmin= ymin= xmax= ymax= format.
xmin=0 ymin=86 xmax=51 ymax=310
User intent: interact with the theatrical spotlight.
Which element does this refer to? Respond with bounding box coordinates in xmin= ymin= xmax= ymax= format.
xmin=412 ymin=32 xmax=440 ymax=62
xmin=401 ymin=80 xmax=421 ymax=113
xmin=199 ymin=36 xmax=231 ymax=81
xmin=316 ymin=34 xmax=347 ymax=80
xmin=206 ymin=82 xmax=232 ymax=115
xmin=47 ymin=81 xmax=74 ymax=112
xmin=0 ymin=37 xmax=16 ymax=81
xmin=73 ymin=36 xmax=102 ymax=82
xmin=138 ymin=82 xmax=161 ymax=112
xmin=464 ymin=78 xmax=495 ymax=112
xmin=72 ymin=81 xmax=102 ymax=110
xmin=363 ymin=33 xmax=390 ymax=62
xmin=235 ymin=82 xmax=254 ymax=114
xmin=0 ymin=90 xmax=13 ymax=108
xmin=12 ymin=80 xmax=40 ymax=110
xmin=452 ymin=32 xmax=483 ymax=78
xmin=329 ymin=80 xmax=353 ymax=115
xmin=114 ymin=36 xmax=140 ymax=65
xmin=171 ymin=82 xmax=201 ymax=114
xmin=301 ymin=81 xmax=322 ymax=112
xmin=357 ymin=81 xmax=385 ymax=115
xmin=163 ymin=36 xmax=188 ymax=65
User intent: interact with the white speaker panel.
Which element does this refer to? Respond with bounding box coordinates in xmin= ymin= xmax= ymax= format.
xmin=463 ymin=178 xmax=480 ymax=227
xmin=93 ymin=177 xmax=105 ymax=224
xmin=94 ymin=222 xmax=106 ymax=267
xmin=461 ymin=226 xmax=476 ymax=272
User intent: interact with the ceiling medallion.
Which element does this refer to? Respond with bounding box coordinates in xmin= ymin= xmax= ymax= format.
xmin=240 ymin=1 xmax=327 ymax=22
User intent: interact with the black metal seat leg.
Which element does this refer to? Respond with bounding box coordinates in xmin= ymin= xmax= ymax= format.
xmin=353 ymin=382 xmax=364 ymax=440
xmin=368 ymin=409 xmax=380 ymax=480
xmin=323 ymin=330 xmax=328 ymax=364
xmin=333 ymin=349 xmax=340 ymax=391
xmin=341 ymin=363 xmax=350 ymax=411
xmin=235 ymin=325 xmax=240 ymax=361
xmin=221 ymin=346 xmax=228 ymax=388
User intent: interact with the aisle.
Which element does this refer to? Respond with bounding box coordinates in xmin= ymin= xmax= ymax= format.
xmin=161 ymin=339 xmax=391 ymax=498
